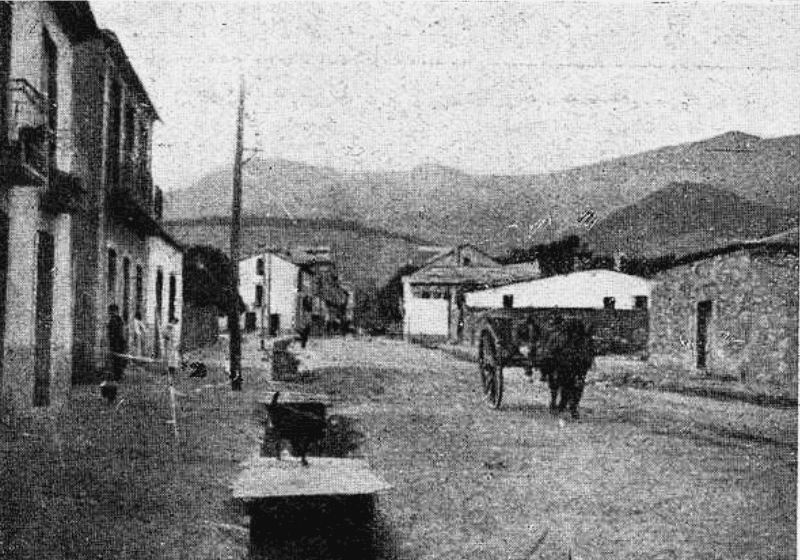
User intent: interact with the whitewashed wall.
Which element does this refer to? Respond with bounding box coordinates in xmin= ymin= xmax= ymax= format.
xmin=465 ymin=270 xmax=652 ymax=309
xmin=239 ymin=253 xmax=300 ymax=332
xmin=402 ymin=280 xmax=449 ymax=337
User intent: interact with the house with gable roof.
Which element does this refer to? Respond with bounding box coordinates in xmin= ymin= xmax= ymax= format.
xmin=402 ymin=245 xmax=540 ymax=342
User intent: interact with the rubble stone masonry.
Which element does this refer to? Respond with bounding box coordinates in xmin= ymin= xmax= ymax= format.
xmin=649 ymin=249 xmax=798 ymax=394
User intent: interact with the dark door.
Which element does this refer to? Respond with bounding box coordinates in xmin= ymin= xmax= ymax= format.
xmin=0 ymin=213 xmax=8 ymax=381
xmin=34 ymin=231 xmax=55 ymax=406
xmin=154 ymin=269 xmax=163 ymax=357
xmin=696 ymin=300 xmax=713 ymax=369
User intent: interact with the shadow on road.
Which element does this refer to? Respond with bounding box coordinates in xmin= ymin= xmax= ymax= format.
xmin=249 ymin=495 xmax=405 ymax=560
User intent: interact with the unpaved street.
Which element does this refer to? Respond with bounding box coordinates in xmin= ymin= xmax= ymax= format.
xmin=295 ymin=337 xmax=797 ymax=560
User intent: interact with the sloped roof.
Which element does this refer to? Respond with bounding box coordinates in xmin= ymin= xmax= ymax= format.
xmin=405 ymin=262 xmax=541 ymax=289
xmin=287 ymin=252 xmax=333 ymax=267
xmin=743 ymin=226 xmax=798 ymax=248
xmin=100 ymin=29 xmax=160 ymax=120
xmin=681 ymin=226 xmax=797 ymax=264
xmin=418 ymin=244 xmax=500 ymax=269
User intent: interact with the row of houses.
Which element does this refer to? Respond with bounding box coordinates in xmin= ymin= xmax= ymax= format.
xmin=236 ymin=246 xmax=352 ymax=337
xmin=1 ymin=2 xmax=183 ymax=418
xmin=403 ymin=232 xmax=798 ymax=393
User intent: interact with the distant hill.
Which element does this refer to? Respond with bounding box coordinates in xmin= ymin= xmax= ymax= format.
xmin=163 ymin=131 xmax=799 ymax=255
xmin=582 ymin=182 xmax=800 ymax=259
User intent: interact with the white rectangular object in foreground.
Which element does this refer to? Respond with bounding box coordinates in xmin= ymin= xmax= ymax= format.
xmin=232 ymin=457 xmax=391 ymax=500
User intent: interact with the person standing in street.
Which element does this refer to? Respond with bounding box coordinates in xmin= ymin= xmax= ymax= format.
xmin=163 ymin=315 xmax=181 ymax=378
xmin=130 ymin=311 xmax=147 ymax=357
xmin=107 ymin=304 xmax=127 ymax=381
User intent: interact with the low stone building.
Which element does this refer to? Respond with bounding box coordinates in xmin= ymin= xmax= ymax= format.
xmin=648 ymin=228 xmax=798 ymax=394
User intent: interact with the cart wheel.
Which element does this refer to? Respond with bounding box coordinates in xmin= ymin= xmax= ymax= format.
xmin=478 ymin=332 xmax=504 ymax=409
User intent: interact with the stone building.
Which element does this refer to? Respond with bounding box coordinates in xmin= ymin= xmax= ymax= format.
xmin=648 ymin=228 xmax=798 ymax=394
xmin=71 ymin=27 xmax=182 ymax=377
xmin=0 ymin=2 xmax=181 ymax=418
xmin=0 ymin=2 xmax=97 ymax=415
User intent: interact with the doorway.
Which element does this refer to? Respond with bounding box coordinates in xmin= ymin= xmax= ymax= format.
xmin=0 ymin=214 xmax=8 ymax=382
xmin=696 ymin=300 xmax=713 ymax=369
xmin=34 ymin=231 xmax=55 ymax=406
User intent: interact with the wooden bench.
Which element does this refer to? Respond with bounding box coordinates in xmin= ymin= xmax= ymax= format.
xmin=231 ymin=456 xmax=392 ymax=559
xmin=254 ymin=391 xmax=333 ymax=420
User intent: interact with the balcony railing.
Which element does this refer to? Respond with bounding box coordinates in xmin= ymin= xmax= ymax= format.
xmin=120 ymin=155 xmax=154 ymax=207
xmin=6 ymin=78 xmax=51 ymax=176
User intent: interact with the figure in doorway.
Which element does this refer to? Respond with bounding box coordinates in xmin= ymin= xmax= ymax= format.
xmin=130 ymin=311 xmax=147 ymax=356
xmin=163 ymin=316 xmax=181 ymax=378
xmin=107 ymin=304 xmax=127 ymax=381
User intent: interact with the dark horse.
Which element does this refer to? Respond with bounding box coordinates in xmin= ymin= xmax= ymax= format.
xmin=533 ymin=317 xmax=595 ymax=420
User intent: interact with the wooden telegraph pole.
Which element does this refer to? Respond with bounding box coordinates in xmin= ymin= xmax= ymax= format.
xmin=229 ymin=76 xmax=245 ymax=390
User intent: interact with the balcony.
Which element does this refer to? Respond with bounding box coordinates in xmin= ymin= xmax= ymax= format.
xmin=3 ymin=79 xmax=52 ymax=184
xmin=41 ymin=169 xmax=84 ymax=214
xmin=109 ymin=161 xmax=165 ymax=237
xmin=120 ymin=156 xmax=154 ymax=210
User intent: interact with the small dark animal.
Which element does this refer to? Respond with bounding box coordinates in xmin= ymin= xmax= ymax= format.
xmin=100 ymin=380 xmax=118 ymax=404
xmin=265 ymin=391 xmax=326 ymax=466
xmin=535 ymin=318 xmax=595 ymax=420
xmin=184 ymin=361 xmax=208 ymax=378
xmin=296 ymin=325 xmax=311 ymax=349
xmin=229 ymin=369 xmax=242 ymax=391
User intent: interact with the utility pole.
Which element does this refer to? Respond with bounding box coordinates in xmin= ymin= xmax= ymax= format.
xmin=266 ymin=251 xmax=272 ymax=337
xmin=228 ymin=76 xmax=245 ymax=390
xmin=260 ymin=244 xmax=267 ymax=350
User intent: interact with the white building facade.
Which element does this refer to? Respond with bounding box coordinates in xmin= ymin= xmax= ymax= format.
xmin=145 ymin=236 xmax=183 ymax=356
xmin=238 ymin=252 xmax=302 ymax=335
xmin=465 ymin=269 xmax=652 ymax=310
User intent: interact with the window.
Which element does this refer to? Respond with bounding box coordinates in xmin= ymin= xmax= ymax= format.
xmin=106 ymin=79 xmax=122 ymax=188
xmin=107 ymin=248 xmax=117 ymax=300
xmin=256 ymin=258 xmax=265 ymax=276
xmin=139 ymin=120 xmax=150 ymax=172
xmin=135 ymin=265 xmax=144 ymax=317
xmin=122 ymin=257 xmax=130 ymax=322
xmin=43 ymin=28 xmax=58 ymax=166
xmin=123 ymin=105 xmax=135 ymax=159
xmin=255 ymin=284 xmax=264 ymax=307
xmin=155 ymin=268 xmax=163 ymax=319
xmin=503 ymin=294 xmax=514 ymax=309
xmin=603 ymin=297 xmax=616 ymax=310
xmin=634 ymin=296 xmax=648 ymax=309
xmin=462 ymin=256 xmax=471 ymax=266
xmin=33 ymin=231 xmax=54 ymax=407
xmin=168 ymin=274 xmax=177 ymax=321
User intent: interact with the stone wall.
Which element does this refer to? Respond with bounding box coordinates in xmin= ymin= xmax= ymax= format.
xmin=463 ymin=306 xmax=649 ymax=356
xmin=649 ymin=249 xmax=798 ymax=393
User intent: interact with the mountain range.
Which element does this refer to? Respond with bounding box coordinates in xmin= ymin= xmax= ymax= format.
xmin=164 ymin=131 xmax=799 ymax=259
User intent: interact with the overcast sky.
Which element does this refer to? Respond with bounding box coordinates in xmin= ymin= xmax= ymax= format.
xmin=90 ymin=1 xmax=800 ymax=192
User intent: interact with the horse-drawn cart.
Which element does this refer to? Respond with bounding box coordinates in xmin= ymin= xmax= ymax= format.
xmin=476 ymin=308 xmax=557 ymax=409
xmin=475 ymin=307 xmax=642 ymax=416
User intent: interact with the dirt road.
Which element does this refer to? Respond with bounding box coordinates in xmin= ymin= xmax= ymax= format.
xmin=297 ymin=337 xmax=797 ymax=560
xmin=1 ymin=335 xmax=793 ymax=559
